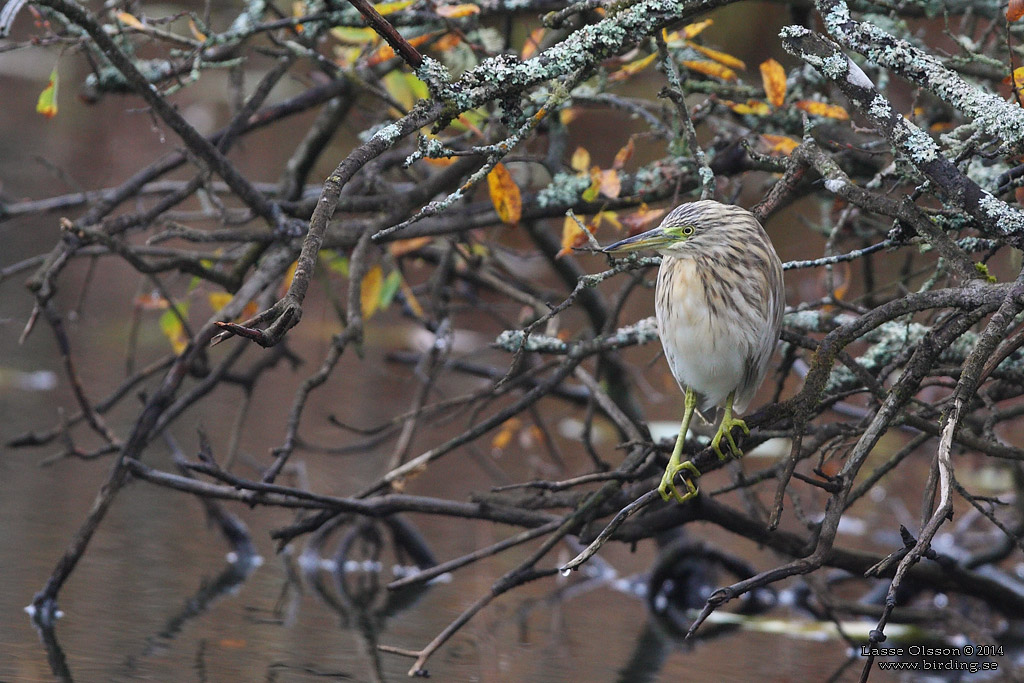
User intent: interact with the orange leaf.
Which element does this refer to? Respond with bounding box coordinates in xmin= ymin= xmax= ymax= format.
xmin=521 ymin=27 xmax=545 ymax=59
xmin=681 ymin=60 xmax=736 ymax=81
xmin=761 ymin=135 xmax=799 ymax=156
xmin=369 ymin=32 xmax=433 ymax=65
xmin=621 ymin=204 xmax=667 ymax=235
xmin=612 ymin=138 xmax=635 ymax=170
xmin=436 ymin=3 xmax=480 ymax=17
xmin=760 ymin=134 xmax=800 ymax=155
xmin=115 ymin=11 xmax=145 ymax=29
xmin=795 ymin=100 xmax=850 ymax=120
xmin=726 ymin=99 xmax=771 ymax=116
xmin=570 ymin=147 xmax=591 ymax=173
xmin=432 ymin=32 xmax=462 ymax=52
xmin=760 ymin=58 xmax=786 ymax=108
xmin=1009 ymin=0 xmax=1024 ymax=21
xmin=389 ymin=236 xmax=432 ymax=257
xmin=487 ymin=163 xmax=522 ymax=224
xmin=686 ymin=42 xmax=745 ymax=70
xmin=599 ymin=169 xmax=621 ymax=199
xmin=361 ymin=265 xmax=383 ymax=319
xmin=557 ymin=215 xmax=594 ymax=258
xmin=187 ymin=18 xmax=207 ymax=41
xmin=491 ymin=417 xmax=521 ymax=450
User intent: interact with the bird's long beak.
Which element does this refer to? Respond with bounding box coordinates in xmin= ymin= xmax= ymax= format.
xmin=601 ymin=227 xmax=671 ymax=254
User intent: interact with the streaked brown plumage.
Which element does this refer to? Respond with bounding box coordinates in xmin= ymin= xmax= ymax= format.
xmin=603 ymin=200 xmax=784 ymax=502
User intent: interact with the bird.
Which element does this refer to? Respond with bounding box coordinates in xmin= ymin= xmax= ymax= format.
xmin=602 ymin=200 xmax=785 ymax=503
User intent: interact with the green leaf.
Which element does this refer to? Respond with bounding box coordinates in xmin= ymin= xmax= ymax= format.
xmin=380 ymin=270 xmax=402 ymax=309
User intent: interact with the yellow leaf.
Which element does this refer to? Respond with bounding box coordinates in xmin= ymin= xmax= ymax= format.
xmin=599 ymin=169 xmax=621 ymax=199
xmin=521 ymin=27 xmax=545 ymax=59
xmin=593 ymin=209 xmax=621 ymax=231
xmin=559 ymin=108 xmax=579 ymax=126
xmin=1009 ymin=0 xmax=1024 ymax=22
xmin=361 ymin=265 xmax=383 ymax=319
xmin=760 ymin=58 xmax=786 ymax=108
xmin=187 ymin=18 xmax=207 ymax=41
xmin=612 ymin=138 xmax=635 ymax=170
xmin=570 ymin=147 xmax=591 ymax=174
xmin=115 ymin=11 xmax=145 ymax=29
xmin=436 ymin=3 xmax=480 ymax=17
xmin=681 ymin=60 xmax=736 ymax=81
xmin=557 ymin=215 xmax=590 ymax=258
xmin=760 ymin=134 xmax=800 ymax=155
xmin=208 ymin=292 xmax=233 ymax=310
xmin=686 ymin=42 xmax=745 ymax=70
xmin=36 ymin=67 xmax=58 ymax=119
xmin=681 ymin=19 xmax=713 ymax=39
xmin=491 ymin=418 xmax=521 ymax=450
xmin=487 ymin=163 xmax=522 ymax=224
xmin=582 ymin=167 xmax=601 ymax=202
xmin=609 ymin=51 xmax=657 ymax=82
xmin=374 ymin=0 xmax=416 ymax=14
xmin=795 ymin=100 xmax=850 ymax=120
xmin=331 ymin=26 xmax=378 ymax=44
xmin=159 ymin=304 xmax=189 ymax=355
xmin=279 ymin=261 xmax=298 ymax=297
xmin=726 ymin=99 xmax=771 ymax=116
xmin=291 ymin=1 xmax=305 ymax=31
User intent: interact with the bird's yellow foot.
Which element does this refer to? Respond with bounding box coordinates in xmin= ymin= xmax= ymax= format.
xmin=711 ymin=415 xmax=750 ymax=461
xmin=658 ymin=460 xmax=702 ymax=503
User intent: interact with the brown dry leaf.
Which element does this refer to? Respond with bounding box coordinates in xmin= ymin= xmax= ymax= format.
xmin=389 ymin=236 xmax=432 ymax=257
xmin=795 ymin=100 xmax=850 ymax=120
xmin=726 ymin=99 xmax=772 ymax=116
xmin=361 ymin=265 xmax=384 ymax=319
xmin=487 ymin=163 xmax=522 ymax=224
xmin=599 ymin=169 xmax=621 ymax=199
xmin=115 ymin=11 xmax=145 ymax=29
xmin=134 ymin=293 xmax=169 ymax=310
xmin=612 ymin=138 xmax=635 ymax=170
xmin=681 ymin=60 xmax=736 ymax=81
xmin=570 ymin=147 xmax=591 ymax=173
xmin=436 ymin=3 xmax=480 ymax=17
xmin=760 ymin=134 xmax=800 ymax=155
xmin=609 ymin=52 xmax=657 ymax=82
xmin=681 ymin=19 xmax=713 ymax=39
xmin=686 ymin=42 xmax=745 ymax=70
xmin=1009 ymin=0 xmax=1024 ymax=21
xmin=760 ymin=58 xmax=786 ymax=108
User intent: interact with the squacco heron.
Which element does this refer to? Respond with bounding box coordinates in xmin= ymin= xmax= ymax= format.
xmin=603 ymin=200 xmax=784 ymax=503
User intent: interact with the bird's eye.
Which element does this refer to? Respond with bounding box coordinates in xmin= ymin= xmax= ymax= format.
xmin=682 ymin=226 xmax=694 ymax=236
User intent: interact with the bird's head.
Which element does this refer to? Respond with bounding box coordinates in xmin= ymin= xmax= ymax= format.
xmin=601 ymin=200 xmax=733 ymax=257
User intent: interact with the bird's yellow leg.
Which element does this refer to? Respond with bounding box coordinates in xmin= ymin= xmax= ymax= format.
xmin=658 ymin=387 xmax=702 ymax=503
xmin=711 ymin=390 xmax=750 ymax=461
